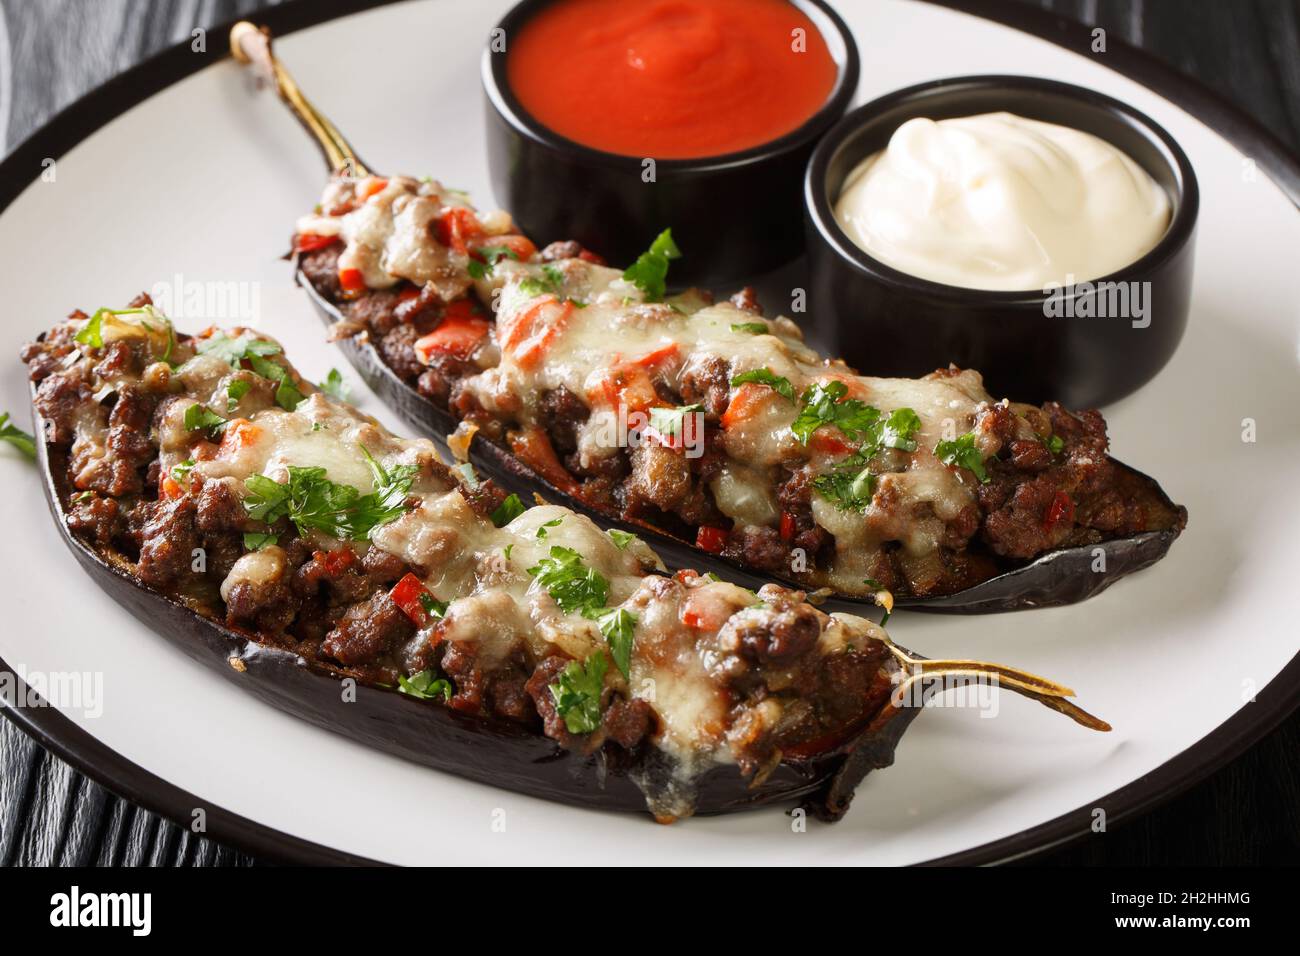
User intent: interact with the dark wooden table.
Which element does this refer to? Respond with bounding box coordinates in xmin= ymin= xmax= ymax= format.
xmin=2 ymin=0 xmax=1297 ymax=867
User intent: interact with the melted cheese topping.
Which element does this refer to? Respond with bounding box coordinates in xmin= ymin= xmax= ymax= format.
xmin=465 ymin=262 xmax=1038 ymax=594
xmin=299 ymin=180 xmax=1040 ymax=598
xmin=66 ymin=314 xmax=893 ymax=782
xmin=297 ymin=176 xmax=516 ymax=303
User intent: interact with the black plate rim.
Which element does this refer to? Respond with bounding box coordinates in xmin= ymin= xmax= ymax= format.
xmin=0 ymin=0 xmax=1297 ymax=867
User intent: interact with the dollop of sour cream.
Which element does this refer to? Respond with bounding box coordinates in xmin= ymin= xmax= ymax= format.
xmin=834 ymin=112 xmax=1171 ymax=291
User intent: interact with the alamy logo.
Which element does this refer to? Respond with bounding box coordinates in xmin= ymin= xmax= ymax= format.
xmin=148 ymin=272 xmax=261 ymax=323
xmin=891 ymin=670 xmax=1002 ymax=718
xmin=1043 ymin=274 xmax=1152 ymax=328
xmin=0 ymin=665 xmax=102 ymax=718
xmin=49 ymin=886 xmax=151 ymax=936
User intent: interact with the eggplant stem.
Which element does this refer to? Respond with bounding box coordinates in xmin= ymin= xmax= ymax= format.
xmin=884 ymin=641 xmax=1111 ymax=732
xmin=229 ymin=22 xmax=369 ymax=177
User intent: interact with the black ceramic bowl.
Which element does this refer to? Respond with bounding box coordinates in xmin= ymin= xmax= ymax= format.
xmin=804 ymin=75 xmax=1198 ymax=407
xmin=483 ymin=0 xmax=859 ymax=287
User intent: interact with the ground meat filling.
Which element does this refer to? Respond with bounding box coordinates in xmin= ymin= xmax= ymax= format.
xmin=977 ymin=402 xmax=1185 ymax=560
xmin=523 ymin=655 xmax=657 ymax=753
xmin=25 ymin=315 xmax=728 ymax=759
xmin=297 ymin=251 xmax=1184 ymax=597
xmin=321 ymin=590 xmax=415 ymax=671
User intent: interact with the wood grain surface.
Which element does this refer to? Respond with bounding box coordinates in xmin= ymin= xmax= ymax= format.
xmin=1 ymin=0 xmax=1297 ymax=867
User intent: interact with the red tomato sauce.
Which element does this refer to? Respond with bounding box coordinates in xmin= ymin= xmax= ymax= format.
xmin=506 ymin=0 xmax=839 ymax=159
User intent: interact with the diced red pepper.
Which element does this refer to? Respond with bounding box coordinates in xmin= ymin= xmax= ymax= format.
xmin=509 ymin=426 xmax=579 ymax=495
xmin=414 ymin=313 xmax=491 ymax=363
xmin=357 ymin=176 xmax=389 ymax=200
xmin=338 ymin=267 xmax=367 ymax=296
xmin=160 ymin=475 xmax=184 ymax=500
xmin=632 ymin=343 xmax=681 ymax=371
xmin=501 ymin=298 xmax=571 ymax=368
xmin=389 ymin=572 xmax=436 ymax=627
xmin=217 ymin=419 xmax=260 ymax=457
xmin=721 ymin=382 xmax=768 ymax=430
xmin=474 ymin=234 xmax=537 ymax=263
xmin=696 ymin=526 xmax=728 ymax=554
xmin=314 ymin=548 xmax=357 ymax=576
xmin=810 ymin=430 xmax=856 ymax=456
xmin=293 ymin=232 xmax=339 ymax=254
xmin=441 ymin=298 xmax=480 ymax=321
xmin=680 ymin=587 xmax=733 ymax=631
xmin=436 ymin=207 xmax=484 ymax=254
xmin=779 ymin=512 xmax=796 ymax=542
xmin=1043 ymin=490 xmax=1075 ymax=532
xmin=589 ymin=363 xmax=659 ymax=413
xmin=578 ymin=249 xmax=606 ymax=265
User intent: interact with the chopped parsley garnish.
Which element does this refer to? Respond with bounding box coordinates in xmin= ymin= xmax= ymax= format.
xmin=318 ymin=368 xmax=349 ymax=401
xmin=419 ymin=593 xmax=448 ymax=620
xmin=518 ymin=264 xmax=586 ymax=307
xmin=528 ymin=546 xmax=610 ymax=614
xmin=535 ymin=517 xmax=563 ymax=539
xmin=879 ymin=408 xmax=922 ymax=453
xmin=791 ymin=381 xmax=882 ymax=445
xmin=241 ymin=446 xmax=418 ymax=541
xmin=528 ymin=546 xmax=637 ymax=679
xmin=549 ymin=653 xmax=607 ymax=734
xmin=198 ymin=333 xmax=303 ymax=411
xmin=1045 ymin=433 xmax=1065 ymax=456
xmin=793 ymin=383 xmax=922 ymax=451
xmin=74 ymin=311 xmax=105 ymax=349
xmin=812 ymin=459 xmax=877 ymax=513
xmin=73 ymin=306 xmax=153 ymax=350
xmin=398 ymin=670 xmax=453 ymax=701
xmin=490 ymin=493 xmax=526 ymax=527
xmin=242 ymin=531 xmax=278 ymax=551
xmin=225 ymin=379 xmax=252 ymax=412
xmin=934 ymin=432 xmax=990 ymax=483
xmin=183 ymin=403 xmax=227 ymax=440
xmin=730 ymin=368 xmax=795 ymax=402
xmin=798 ymin=390 xmax=923 ymax=511
xmin=647 ymin=403 xmax=703 ymax=440
xmin=248 ymin=354 xmax=305 ymax=411
xmin=730 ymin=322 xmax=769 ymax=335
xmin=606 ymin=528 xmax=637 ymax=550
xmin=197 ymin=331 xmax=281 ymax=366
xmin=0 ymin=412 xmax=36 ymax=460
xmin=466 ymin=244 xmax=520 ymax=280
xmin=622 ymin=228 xmax=681 ymax=302
xmin=170 ymin=458 xmax=196 ymax=485
xmin=597 ymin=608 xmax=636 ymax=680
xmin=160 ymin=321 xmax=177 ymax=367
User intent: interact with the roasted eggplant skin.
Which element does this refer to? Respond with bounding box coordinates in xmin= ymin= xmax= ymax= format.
xmin=298 ymin=274 xmax=1185 ymax=615
xmin=29 ymin=384 xmax=915 ymax=821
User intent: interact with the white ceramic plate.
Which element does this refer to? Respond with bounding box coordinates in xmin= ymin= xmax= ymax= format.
xmin=1 ymin=0 xmax=1297 ymax=865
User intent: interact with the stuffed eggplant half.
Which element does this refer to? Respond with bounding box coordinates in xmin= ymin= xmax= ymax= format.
xmin=291 ymin=176 xmax=1186 ymax=610
xmin=232 ymin=22 xmax=1187 ymax=612
xmin=23 ymin=302 xmax=1107 ymax=821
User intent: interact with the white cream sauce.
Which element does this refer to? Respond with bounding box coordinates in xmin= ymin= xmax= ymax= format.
xmin=834 ymin=112 xmax=1171 ymax=290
